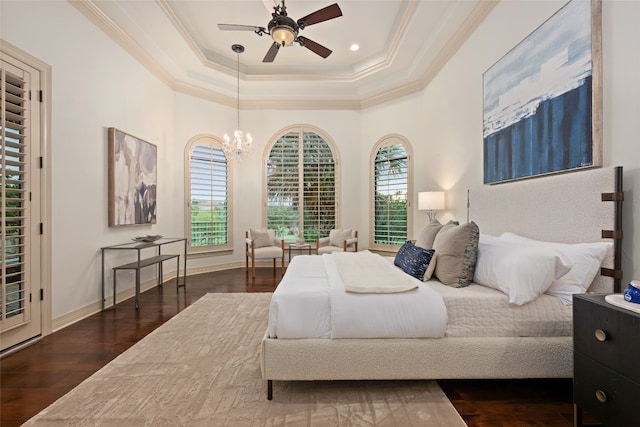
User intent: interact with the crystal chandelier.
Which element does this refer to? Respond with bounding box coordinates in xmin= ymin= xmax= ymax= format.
xmin=223 ymin=44 xmax=253 ymax=160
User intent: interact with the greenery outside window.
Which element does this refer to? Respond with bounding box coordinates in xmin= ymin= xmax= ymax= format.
xmin=370 ymin=136 xmax=412 ymax=251
xmin=185 ymin=135 xmax=232 ymax=253
xmin=266 ymin=126 xmax=337 ymax=243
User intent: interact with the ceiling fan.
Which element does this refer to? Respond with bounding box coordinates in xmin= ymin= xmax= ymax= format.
xmin=217 ymin=0 xmax=343 ymax=63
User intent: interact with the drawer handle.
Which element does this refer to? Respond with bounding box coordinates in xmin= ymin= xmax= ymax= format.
xmin=595 ymin=389 xmax=607 ymax=403
xmin=594 ymin=329 xmax=607 ymax=342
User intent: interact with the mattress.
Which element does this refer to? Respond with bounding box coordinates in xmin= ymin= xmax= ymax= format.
xmin=269 ymin=254 xmax=573 ymax=339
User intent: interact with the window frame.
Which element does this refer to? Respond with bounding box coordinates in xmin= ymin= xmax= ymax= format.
xmin=369 ymin=135 xmax=413 ymax=252
xmin=184 ymin=134 xmax=233 ymax=255
xmin=263 ymin=124 xmax=340 ymax=243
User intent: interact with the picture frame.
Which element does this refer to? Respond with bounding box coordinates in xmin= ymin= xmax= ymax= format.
xmin=482 ymin=0 xmax=602 ymax=184
xmin=108 ymin=127 xmax=157 ymax=227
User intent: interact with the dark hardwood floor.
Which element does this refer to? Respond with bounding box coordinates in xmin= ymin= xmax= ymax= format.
xmin=2 ymin=267 xmax=578 ymax=426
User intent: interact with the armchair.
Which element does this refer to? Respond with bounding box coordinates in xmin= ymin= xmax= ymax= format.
xmin=316 ymin=229 xmax=358 ymax=255
xmin=245 ymin=229 xmax=285 ymax=278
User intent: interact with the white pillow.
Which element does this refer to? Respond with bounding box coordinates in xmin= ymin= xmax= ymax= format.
xmin=474 ymin=241 xmax=572 ymax=305
xmin=329 ymin=229 xmax=352 ymax=247
xmin=499 ymin=232 xmax=611 ymax=304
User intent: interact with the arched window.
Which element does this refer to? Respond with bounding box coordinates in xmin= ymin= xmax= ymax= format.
xmin=265 ymin=126 xmax=338 ymax=243
xmin=184 ymin=135 xmax=232 ymax=253
xmin=370 ymin=135 xmax=413 ymax=251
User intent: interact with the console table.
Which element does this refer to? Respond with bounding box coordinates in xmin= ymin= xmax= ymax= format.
xmin=101 ymin=237 xmax=187 ymax=310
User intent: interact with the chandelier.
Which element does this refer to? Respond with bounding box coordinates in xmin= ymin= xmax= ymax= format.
xmin=223 ymin=44 xmax=253 ymax=160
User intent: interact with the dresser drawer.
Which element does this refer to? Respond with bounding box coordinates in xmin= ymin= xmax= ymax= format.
xmin=573 ymin=295 xmax=640 ymax=384
xmin=574 ymin=352 xmax=639 ymax=426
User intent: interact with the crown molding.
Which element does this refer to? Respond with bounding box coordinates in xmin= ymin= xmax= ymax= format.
xmin=70 ymin=0 xmax=177 ymax=89
xmin=69 ymin=0 xmax=495 ymax=111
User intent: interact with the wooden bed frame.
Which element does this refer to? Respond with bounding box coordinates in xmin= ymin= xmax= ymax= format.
xmin=261 ymin=166 xmax=624 ymax=400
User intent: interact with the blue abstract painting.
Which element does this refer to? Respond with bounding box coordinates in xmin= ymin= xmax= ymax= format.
xmin=483 ymin=0 xmax=601 ymax=184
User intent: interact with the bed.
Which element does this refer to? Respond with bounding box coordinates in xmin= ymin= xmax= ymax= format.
xmin=260 ymin=166 xmax=624 ymax=400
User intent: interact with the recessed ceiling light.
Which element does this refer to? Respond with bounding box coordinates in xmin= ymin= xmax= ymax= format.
xmin=350 ymin=44 xmax=360 ymax=52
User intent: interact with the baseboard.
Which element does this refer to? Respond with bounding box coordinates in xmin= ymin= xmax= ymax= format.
xmin=52 ymin=262 xmax=248 ymax=332
xmin=51 ymin=273 xmax=173 ymax=332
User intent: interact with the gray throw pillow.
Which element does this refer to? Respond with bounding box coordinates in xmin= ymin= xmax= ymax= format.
xmin=432 ymin=221 xmax=479 ymax=287
xmin=415 ymin=220 xmax=444 ymax=250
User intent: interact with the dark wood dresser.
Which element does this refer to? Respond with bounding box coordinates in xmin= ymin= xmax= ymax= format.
xmin=573 ymin=294 xmax=640 ymax=427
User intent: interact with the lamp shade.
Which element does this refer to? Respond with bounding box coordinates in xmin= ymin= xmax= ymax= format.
xmin=418 ymin=191 xmax=445 ymax=211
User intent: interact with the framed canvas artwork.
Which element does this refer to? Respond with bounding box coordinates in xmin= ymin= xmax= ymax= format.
xmin=108 ymin=127 xmax=157 ymax=227
xmin=483 ymin=0 xmax=602 ymax=184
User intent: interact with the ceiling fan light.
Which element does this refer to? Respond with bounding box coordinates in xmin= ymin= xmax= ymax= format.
xmin=271 ymin=25 xmax=296 ymax=45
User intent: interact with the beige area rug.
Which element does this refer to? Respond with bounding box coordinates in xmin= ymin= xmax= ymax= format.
xmin=24 ymin=293 xmax=466 ymax=426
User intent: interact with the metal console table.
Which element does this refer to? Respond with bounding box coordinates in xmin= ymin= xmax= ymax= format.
xmin=101 ymin=237 xmax=187 ymax=310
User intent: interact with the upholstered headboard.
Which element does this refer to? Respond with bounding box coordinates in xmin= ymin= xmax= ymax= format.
xmin=470 ymin=166 xmax=623 ymax=293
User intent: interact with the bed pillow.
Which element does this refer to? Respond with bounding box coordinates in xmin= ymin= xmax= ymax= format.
xmin=432 ymin=221 xmax=479 ymax=287
xmin=415 ymin=220 xmax=443 ymax=250
xmin=474 ymin=241 xmax=572 ymax=305
xmin=423 ymin=253 xmax=437 ymax=281
xmin=250 ymin=228 xmax=274 ymax=248
xmin=394 ymin=241 xmax=435 ymax=281
xmin=330 ymin=229 xmax=352 ymax=247
xmin=499 ymin=232 xmax=611 ymax=304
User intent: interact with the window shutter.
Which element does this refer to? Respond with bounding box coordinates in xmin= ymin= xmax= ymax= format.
xmin=267 ymin=132 xmax=300 ymax=239
xmin=189 ymin=144 xmax=229 ymax=247
xmin=267 ymin=128 xmax=336 ymax=243
xmin=374 ymin=144 xmax=408 ymax=245
xmin=1 ymin=63 xmax=31 ymax=329
xmin=302 ymin=132 xmax=335 ymax=242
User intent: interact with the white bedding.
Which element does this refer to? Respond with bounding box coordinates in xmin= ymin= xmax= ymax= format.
xmin=427 ymin=280 xmax=572 ymax=337
xmin=268 ymin=254 xmax=573 ymax=339
xmin=268 ymin=253 xmax=447 ymax=339
xmin=332 ymin=251 xmax=417 ymax=293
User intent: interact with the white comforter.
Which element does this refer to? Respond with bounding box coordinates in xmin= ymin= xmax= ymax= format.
xmin=268 ymin=252 xmax=447 ymax=339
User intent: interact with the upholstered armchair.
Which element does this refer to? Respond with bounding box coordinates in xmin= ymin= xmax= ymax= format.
xmin=245 ymin=229 xmax=285 ymax=278
xmin=316 ymin=229 xmax=358 ymax=255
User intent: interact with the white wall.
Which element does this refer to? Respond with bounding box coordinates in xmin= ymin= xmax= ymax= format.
xmin=2 ymin=1 xmax=176 ymax=318
xmin=602 ymin=0 xmax=640 ymax=284
xmin=3 ymin=0 xmax=640 ymax=323
xmin=362 ymin=0 xmax=640 ymax=284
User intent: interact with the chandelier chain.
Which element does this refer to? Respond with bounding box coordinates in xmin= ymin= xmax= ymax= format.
xmin=236 ymin=49 xmax=240 ymax=129
xmin=223 ymin=44 xmax=252 ymax=161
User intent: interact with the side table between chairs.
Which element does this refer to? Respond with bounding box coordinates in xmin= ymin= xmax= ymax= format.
xmin=288 ymin=243 xmax=313 ymax=262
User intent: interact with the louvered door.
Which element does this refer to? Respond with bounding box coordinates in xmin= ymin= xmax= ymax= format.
xmin=1 ymin=55 xmax=41 ymax=352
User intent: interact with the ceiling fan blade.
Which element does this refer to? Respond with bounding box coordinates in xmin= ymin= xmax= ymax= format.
xmin=263 ymin=42 xmax=280 ymax=63
xmin=297 ymin=3 xmax=342 ymax=28
xmin=297 ymin=36 xmax=332 ymax=59
xmin=261 ymin=0 xmax=276 ymax=14
xmin=218 ymin=24 xmax=263 ymax=32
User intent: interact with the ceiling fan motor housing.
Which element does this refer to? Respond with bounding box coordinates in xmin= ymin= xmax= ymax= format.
xmin=268 ymin=15 xmax=299 ymax=46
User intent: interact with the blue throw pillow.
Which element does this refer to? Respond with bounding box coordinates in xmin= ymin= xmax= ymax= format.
xmin=394 ymin=241 xmax=435 ymax=280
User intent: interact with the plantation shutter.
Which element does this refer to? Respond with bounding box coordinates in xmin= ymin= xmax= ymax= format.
xmin=374 ymin=144 xmax=408 ymax=245
xmin=267 ymin=132 xmax=300 ymax=239
xmin=1 ymin=61 xmax=31 ymax=330
xmin=302 ymin=132 xmax=335 ymax=242
xmin=189 ymin=144 xmax=229 ymax=248
xmin=267 ymin=128 xmax=336 ymax=243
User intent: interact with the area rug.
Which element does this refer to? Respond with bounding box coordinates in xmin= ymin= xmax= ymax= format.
xmin=24 ymin=293 xmax=466 ymax=426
